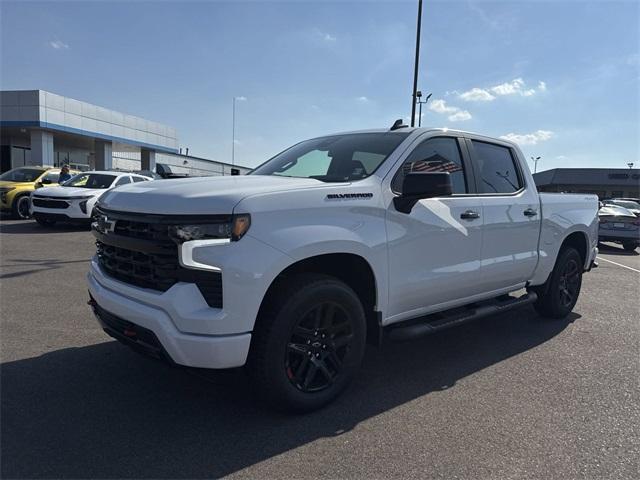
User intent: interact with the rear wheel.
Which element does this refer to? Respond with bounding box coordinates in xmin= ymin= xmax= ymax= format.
xmin=248 ymin=274 xmax=366 ymax=412
xmin=533 ymin=247 xmax=583 ymax=319
xmin=622 ymin=242 xmax=638 ymax=252
xmin=12 ymin=195 xmax=31 ymax=220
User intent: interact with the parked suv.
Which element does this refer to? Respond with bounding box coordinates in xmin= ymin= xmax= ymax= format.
xmin=0 ymin=166 xmax=78 ymax=219
xmin=87 ymin=126 xmax=599 ymax=411
xmin=31 ymin=170 xmax=151 ymax=226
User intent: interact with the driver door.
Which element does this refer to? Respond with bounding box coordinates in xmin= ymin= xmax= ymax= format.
xmin=385 ymin=135 xmax=485 ymax=322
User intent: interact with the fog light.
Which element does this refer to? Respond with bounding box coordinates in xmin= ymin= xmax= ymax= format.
xmin=79 ymin=200 xmax=88 ymax=214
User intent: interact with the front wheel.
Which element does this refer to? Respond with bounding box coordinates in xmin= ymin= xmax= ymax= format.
xmin=248 ymin=274 xmax=366 ymax=412
xmin=12 ymin=195 xmax=31 ymax=219
xmin=622 ymin=242 xmax=638 ymax=252
xmin=533 ymin=247 xmax=583 ymax=319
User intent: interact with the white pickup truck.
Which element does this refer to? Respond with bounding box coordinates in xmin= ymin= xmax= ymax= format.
xmin=87 ymin=125 xmax=599 ymax=411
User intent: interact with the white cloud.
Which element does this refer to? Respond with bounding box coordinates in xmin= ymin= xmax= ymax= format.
xmin=49 ymin=40 xmax=69 ymax=50
xmin=448 ymin=111 xmax=472 ymax=122
xmin=356 ymin=96 xmax=370 ymax=103
xmin=459 ymin=78 xmax=547 ymax=102
xmin=459 ymin=88 xmax=495 ymax=102
xmin=500 ymin=130 xmax=554 ymax=146
xmin=490 ymin=78 xmax=525 ymax=96
xmin=312 ymin=28 xmax=337 ymax=43
xmin=235 ymin=96 xmax=247 ymax=101
xmin=428 ymin=99 xmax=471 ymax=122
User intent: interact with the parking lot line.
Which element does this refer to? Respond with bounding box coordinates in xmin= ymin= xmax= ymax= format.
xmin=597 ymin=256 xmax=640 ymax=273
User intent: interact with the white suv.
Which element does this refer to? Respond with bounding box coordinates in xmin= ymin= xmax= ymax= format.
xmin=31 ymin=171 xmax=151 ymax=226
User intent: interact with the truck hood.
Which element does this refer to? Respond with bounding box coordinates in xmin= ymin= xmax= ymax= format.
xmin=98 ymin=175 xmax=339 ymax=214
xmin=33 ymin=186 xmax=105 ymax=198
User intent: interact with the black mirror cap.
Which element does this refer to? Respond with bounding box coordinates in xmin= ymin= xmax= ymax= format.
xmin=394 ymin=172 xmax=453 ymax=214
xmin=41 ymin=179 xmax=51 ymax=185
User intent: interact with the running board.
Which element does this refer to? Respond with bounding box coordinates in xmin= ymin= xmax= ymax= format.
xmin=385 ymin=291 xmax=538 ymax=342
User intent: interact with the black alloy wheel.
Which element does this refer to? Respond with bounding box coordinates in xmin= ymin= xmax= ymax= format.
xmin=14 ymin=195 xmax=31 ymax=219
xmin=557 ymin=257 xmax=580 ymax=308
xmin=285 ymin=302 xmax=353 ymax=393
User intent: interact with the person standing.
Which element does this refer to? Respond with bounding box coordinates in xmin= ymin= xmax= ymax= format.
xmin=58 ymin=165 xmax=72 ymax=184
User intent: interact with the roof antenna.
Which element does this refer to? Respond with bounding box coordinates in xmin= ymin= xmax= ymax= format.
xmin=390 ymin=119 xmax=408 ymax=131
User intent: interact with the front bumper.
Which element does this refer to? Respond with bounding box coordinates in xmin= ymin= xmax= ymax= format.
xmin=88 ymin=264 xmax=251 ymax=369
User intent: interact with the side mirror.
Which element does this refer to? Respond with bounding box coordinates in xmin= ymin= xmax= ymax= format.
xmin=393 ymin=172 xmax=453 ymax=214
xmin=35 ymin=181 xmax=43 ymax=188
xmin=41 ymin=178 xmax=52 ymax=185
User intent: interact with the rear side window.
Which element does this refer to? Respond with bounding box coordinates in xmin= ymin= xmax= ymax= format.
xmin=132 ymin=176 xmax=147 ymax=182
xmin=471 ymin=141 xmax=522 ymax=194
xmin=393 ymin=137 xmax=467 ymax=194
xmin=114 ymin=176 xmax=132 ymax=186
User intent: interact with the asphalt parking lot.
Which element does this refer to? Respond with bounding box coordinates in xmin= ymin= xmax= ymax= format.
xmin=1 ymin=219 xmax=638 ymax=479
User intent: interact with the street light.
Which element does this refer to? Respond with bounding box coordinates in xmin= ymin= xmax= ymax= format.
xmin=416 ymin=91 xmax=432 ymax=127
xmin=410 ymin=0 xmax=423 ymax=127
xmin=531 ymin=156 xmax=541 ymax=173
xmin=628 ymin=162 xmax=634 ymax=169
xmin=232 ymin=96 xmax=246 ymax=167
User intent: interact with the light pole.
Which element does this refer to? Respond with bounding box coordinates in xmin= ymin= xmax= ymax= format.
xmin=231 ymin=96 xmax=246 ymax=167
xmin=416 ymin=91 xmax=432 ymax=127
xmin=531 ymin=156 xmax=541 ymax=173
xmin=410 ymin=0 xmax=423 ymax=127
xmin=627 ymin=162 xmax=634 ymax=169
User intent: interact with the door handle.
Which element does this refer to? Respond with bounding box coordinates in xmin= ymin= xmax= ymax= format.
xmin=523 ymin=208 xmax=538 ymax=217
xmin=460 ymin=210 xmax=480 ymax=220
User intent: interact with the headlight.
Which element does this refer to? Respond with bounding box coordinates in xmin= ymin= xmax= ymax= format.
xmin=169 ymin=214 xmax=251 ymax=242
xmin=0 ymin=188 xmax=15 ymax=202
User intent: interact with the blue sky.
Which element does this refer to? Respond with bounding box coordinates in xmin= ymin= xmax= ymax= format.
xmin=1 ymin=0 xmax=638 ymax=171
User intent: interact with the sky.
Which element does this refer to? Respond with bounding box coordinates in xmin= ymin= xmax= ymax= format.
xmin=1 ymin=0 xmax=638 ymax=171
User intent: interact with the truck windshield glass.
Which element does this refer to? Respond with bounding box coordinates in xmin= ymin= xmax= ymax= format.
xmin=251 ymin=132 xmax=409 ymax=182
xmin=0 ymin=168 xmax=45 ymax=182
xmin=63 ymin=173 xmax=116 ymax=189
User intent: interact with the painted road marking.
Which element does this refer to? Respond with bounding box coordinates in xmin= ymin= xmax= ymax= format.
xmin=597 ymin=256 xmax=640 ymax=273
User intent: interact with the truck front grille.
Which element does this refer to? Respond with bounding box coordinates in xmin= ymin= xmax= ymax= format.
xmin=93 ymin=208 xmax=224 ymax=308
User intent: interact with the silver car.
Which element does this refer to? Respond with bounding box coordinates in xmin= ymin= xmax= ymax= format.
xmin=598 ymin=204 xmax=640 ymax=252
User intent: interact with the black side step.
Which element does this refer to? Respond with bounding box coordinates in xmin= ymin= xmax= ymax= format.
xmin=385 ymin=291 xmax=538 ymax=342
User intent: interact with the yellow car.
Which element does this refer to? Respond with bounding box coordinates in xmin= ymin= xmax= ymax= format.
xmin=0 ymin=166 xmax=78 ymax=219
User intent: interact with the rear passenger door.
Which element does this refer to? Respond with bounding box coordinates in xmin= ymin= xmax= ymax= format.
xmin=465 ymin=138 xmax=540 ymax=291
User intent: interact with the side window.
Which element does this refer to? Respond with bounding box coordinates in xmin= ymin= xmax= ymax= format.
xmin=471 ymin=141 xmax=522 ymax=194
xmin=393 ymin=137 xmax=467 ymax=194
xmin=132 ymin=176 xmax=146 ymax=182
xmin=42 ymin=172 xmax=60 ymax=184
xmin=114 ymin=176 xmax=132 ymax=186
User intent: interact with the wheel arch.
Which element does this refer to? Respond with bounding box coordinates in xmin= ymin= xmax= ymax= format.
xmin=257 ymin=253 xmax=382 ymax=346
xmin=560 ymin=230 xmax=589 ymax=268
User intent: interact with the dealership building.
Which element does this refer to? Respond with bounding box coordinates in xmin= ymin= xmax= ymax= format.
xmin=533 ymin=168 xmax=640 ymax=199
xmin=0 ymin=89 xmax=250 ymax=176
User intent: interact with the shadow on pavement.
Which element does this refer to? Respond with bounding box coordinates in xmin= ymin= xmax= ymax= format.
xmin=1 ymin=309 xmax=577 ymax=478
xmin=0 ymin=220 xmax=91 ymax=234
xmin=598 ymin=242 xmax=639 ymax=256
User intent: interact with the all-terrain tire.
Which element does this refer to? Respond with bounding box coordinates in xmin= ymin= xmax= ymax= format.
xmin=247 ymin=273 xmax=366 ymax=412
xmin=533 ymin=247 xmax=583 ymax=319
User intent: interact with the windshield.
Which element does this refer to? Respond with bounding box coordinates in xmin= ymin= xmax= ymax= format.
xmin=0 ymin=168 xmax=46 ymax=182
xmin=250 ymin=132 xmax=410 ymax=182
xmin=63 ymin=173 xmax=116 ymax=189
xmin=608 ymin=200 xmax=640 ymax=210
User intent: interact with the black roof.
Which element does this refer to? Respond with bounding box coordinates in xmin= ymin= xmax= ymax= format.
xmin=533 ymin=168 xmax=640 ymax=186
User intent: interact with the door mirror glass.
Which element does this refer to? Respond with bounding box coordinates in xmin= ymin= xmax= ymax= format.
xmin=394 ymin=172 xmax=453 ymax=213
